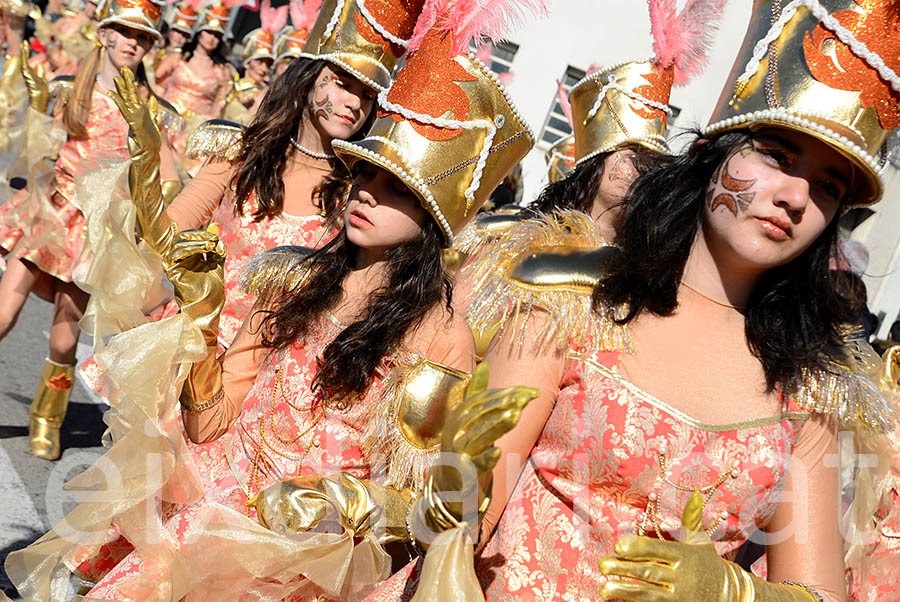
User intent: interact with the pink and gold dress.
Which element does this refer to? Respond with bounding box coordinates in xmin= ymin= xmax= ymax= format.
xmin=0 ymin=87 xmax=128 ymax=281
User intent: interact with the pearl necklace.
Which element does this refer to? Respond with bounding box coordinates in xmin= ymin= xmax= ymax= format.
xmin=289 ymin=137 xmax=335 ymax=160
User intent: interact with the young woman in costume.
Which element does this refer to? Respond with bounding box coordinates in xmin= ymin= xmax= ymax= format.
xmin=112 ymin=0 xmax=427 ymax=355
xmin=392 ymin=2 xmax=900 ymax=601
xmin=0 ymin=0 xmax=177 ymax=461
xmin=7 ymin=19 xmax=536 ymax=599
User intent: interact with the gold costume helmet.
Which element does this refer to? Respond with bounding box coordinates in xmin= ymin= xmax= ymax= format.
xmin=242 ymin=28 xmax=276 ymax=64
xmin=545 ymin=134 xmax=575 ymax=184
xmin=569 ymin=0 xmax=727 ymax=166
xmin=193 ymin=1 xmax=231 ymax=36
xmin=703 ymin=0 xmax=900 ymax=206
xmin=168 ymin=0 xmax=199 ymax=36
xmin=96 ymin=0 xmax=165 ymax=40
xmin=298 ymin=0 xmax=426 ymax=92
xmin=333 ymin=24 xmax=536 ymax=245
xmin=274 ymin=26 xmax=307 ymax=65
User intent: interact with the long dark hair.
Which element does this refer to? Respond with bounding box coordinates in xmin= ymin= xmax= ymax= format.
xmin=231 ymin=58 xmax=376 ymax=226
xmin=259 ymin=218 xmax=452 ymax=395
xmin=181 ymin=31 xmax=229 ymax=66
xmin=529 ymin=145 xmax=667 ymax=214
xmin=594 ymin=129 xmax=863 ymax=392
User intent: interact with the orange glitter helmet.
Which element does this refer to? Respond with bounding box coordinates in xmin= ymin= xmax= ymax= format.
xmin=569 ymin=0 xmax=727 ymax=167
xmin=333 ymin=0 xmax=549 ymax=244
xmin=704 ymin=0 xmax=900 ymax=206
xmin=96 ymin=0 xmax=165 ymax=40
xmin=298 ymin=0 xmax=426 ymax=92
xmin=168 ymin=0 xmax=199 ymax=36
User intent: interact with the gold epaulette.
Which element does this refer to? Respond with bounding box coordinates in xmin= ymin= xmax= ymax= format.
xmin=463 ymin=209 xmax=628 ymax=354
xmin=363 ymin=356 xmax=470 ymax=490
xmin=153 ymin=96 xmax=184 ymax=134
xmin=453 ymin=211 xmax=528 ymax=256
xmin=184 ymin=118 xmax=245 ymax=161
xmin=241 ymin=245 xmax=315 ymax=304
xmin=787 ymin=327 xmax=897 ymax=433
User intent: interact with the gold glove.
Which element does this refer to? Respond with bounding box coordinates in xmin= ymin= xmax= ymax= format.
xmin=163 ymin=225 xmax=226 ymax=412
xmin=109 ymin=66 xmax=177 ymax=257
xmin=412 ymin=363 xmax=538 ymax=545
xmin=882 ymin=345 xmax=900 ymax=392
xmin=249 ymin=473 xmax=414 ymax=544
xmin=20 ymin=41 xmax=49 ymax=113
xmin=1 ymin=53 xmax=22 ymax=90
xmin=598 ymin=491 xmax=821 ymax=602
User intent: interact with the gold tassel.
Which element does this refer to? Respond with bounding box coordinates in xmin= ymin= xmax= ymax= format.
xmin=241 ymin=245 xmax=314 ymax=304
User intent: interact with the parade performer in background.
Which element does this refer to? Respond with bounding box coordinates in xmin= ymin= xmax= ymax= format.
xmin=154 ymin=0 xmax=234 ymax=173
xmin=3 ymin=6 xmax=540 ymax=597
xmin=269 ymin=0 xmax=321 ymax=80
xmin=383 ymin=1 xmax=900 ymax=600
xmin=220 ymin=0 xmax=286 ymax=125
xmin=0 ymin=0 xmax=179 ymax=461
xmin=150 ymin=0 xmax=197 ymax=69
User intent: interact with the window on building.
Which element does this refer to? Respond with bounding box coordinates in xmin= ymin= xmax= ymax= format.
xmin=470 ymin=40 xmax=519 ymax=76
xmin=536 ymin=65 xmax=585 ymax=151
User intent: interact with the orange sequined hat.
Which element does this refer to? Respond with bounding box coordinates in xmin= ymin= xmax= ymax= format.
xmin=194 ymin=1 xmax=231 ymax=36
xmin=168 ymin=0 xmax=199 ymax=35
xmin=704 ymin=0 xmax=900 ymax=206
xmin=96 ymin=0 xmax=165 ymax=40
xmin=569 ymin=0 xmax=726 ymax=166
xmin=333 ymin=0 xmax=548 ymax=244
xmin=298 ymin=0 xmax=426 ymax=92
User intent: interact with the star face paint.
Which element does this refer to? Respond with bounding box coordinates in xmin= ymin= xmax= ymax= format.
xmin=707 ymin=143 xmax=757 ymax=216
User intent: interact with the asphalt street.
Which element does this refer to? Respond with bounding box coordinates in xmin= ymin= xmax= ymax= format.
xmin=0 ymin=288 xmax=106 ymax=599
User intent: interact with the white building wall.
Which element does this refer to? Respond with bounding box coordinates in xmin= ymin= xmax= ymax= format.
xmin=499 ymin=0 xmax=900 ymax=335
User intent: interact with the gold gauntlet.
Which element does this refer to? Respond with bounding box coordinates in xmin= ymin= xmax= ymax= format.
xmin=599 ymin=491 xmax=822 ymax=602
xmin=163 ymin=226 xmax=226 ymax=412
xmin=249 ymin=473 xmax=415 ymax=544
xmin=20 ymin=41 xmax=49 ymax=113
xmin=109 ymin=67 xmax=177 ymax=257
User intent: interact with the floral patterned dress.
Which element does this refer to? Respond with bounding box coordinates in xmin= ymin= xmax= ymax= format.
xmin=0 ymin=88 xmax=128 ymax=281
xmin=77 ymin=316 xmax=405 ymax=601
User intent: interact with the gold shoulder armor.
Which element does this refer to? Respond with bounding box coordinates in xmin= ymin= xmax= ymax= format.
xmin=510 ymin=245 xmax=619 ymax=291
xmin=153 ymin=96 xmax=185 ymax=134
xmin=184 ymin=118 xmax=245 ymax=161
xmin=788 ymin=327 xmax=897 ymax=432
xmin=241 ymin=245 xmax=315 ymax=303
xmin=363 ymin=358 xmax=470 ymax=490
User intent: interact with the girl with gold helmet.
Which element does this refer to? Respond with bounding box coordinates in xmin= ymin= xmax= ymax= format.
xmin=3 ymin=3 xmax=541 ymax=599
xmin=400 ymin=1 xmax=900 ymax=601
xmin=0 ymin=0 xmax=179 ymax=462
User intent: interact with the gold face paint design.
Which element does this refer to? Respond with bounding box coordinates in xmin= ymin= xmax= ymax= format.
xmin=608 ymin=151 xmax=638 ymax=186
xmin=707 ymin=144 xmax=756 ymax=216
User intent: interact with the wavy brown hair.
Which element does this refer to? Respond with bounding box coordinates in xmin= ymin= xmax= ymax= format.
xmin=231 ymin=58 xmax=377 ymax=227
xmin=258 ymin=217 xmax=452 ymax=395
xmin=593 ymin=129 xmax=863 ymax=392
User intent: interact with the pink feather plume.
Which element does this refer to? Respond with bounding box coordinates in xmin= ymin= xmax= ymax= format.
xmin=223 ymin=0 xmax=245 ymax=10
xmin=648 ymin=0 xmax=726 ymax=86
xmin=289 ymin=0 xmax=321 ymax=33
xmin=261 ymin=0 xmax=289 ymax=32
xmin=185 ymin=0 xmax=204 ymax=11
xmin=408 ymin=0 xmax=548 ymax=55
xmin=474 ymin=43 xmax=492 ymax=65
xmin=556 ymin=80 xmax=573 ymax=128
xmin=586 ymin=63 xmax=601 ymax=76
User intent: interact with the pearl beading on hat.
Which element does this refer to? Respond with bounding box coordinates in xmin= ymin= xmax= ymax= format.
xmin=356 ymin=0 xmax=410 ymax=48
xmin=574 ymin=135 xmax=669 ymax=168
xmin=297 ymin=52 xmax=388 ymax=91
xmin=737 ymin=0 xmax=900 ymax=93
xmin=322 ymin=0 xmax=345 ymax=39
xmin=703 ymin=107 xmax=886 ymax=182
xmin=585 ymin=74 xmax=674 ymax=123
xmin=332 ymin=137 xmax=455 ymax=241
xmin=570 ymin=60 xmax=652 ymax=93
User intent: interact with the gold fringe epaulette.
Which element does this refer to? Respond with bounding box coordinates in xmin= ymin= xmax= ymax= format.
xmin=453 ymin=210 xmax=528 ymax=257
xmin=787 ymin=327 xmax=897 ymax=433
xmin=362 ymin=355 xmax=469 ymax=491
xmin=241 ymin=245 xmax=314 ymax=304
xmin=153 ymin=96 xmax=185 ymax=134
xmin=463 ymin=209 xmax=628 ymax=353
xmin=185 ymin=118 xmax=245 ymax=161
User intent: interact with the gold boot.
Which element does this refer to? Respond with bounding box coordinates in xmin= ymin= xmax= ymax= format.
xmin=28 ymin=359 xmax=75 ymax=460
